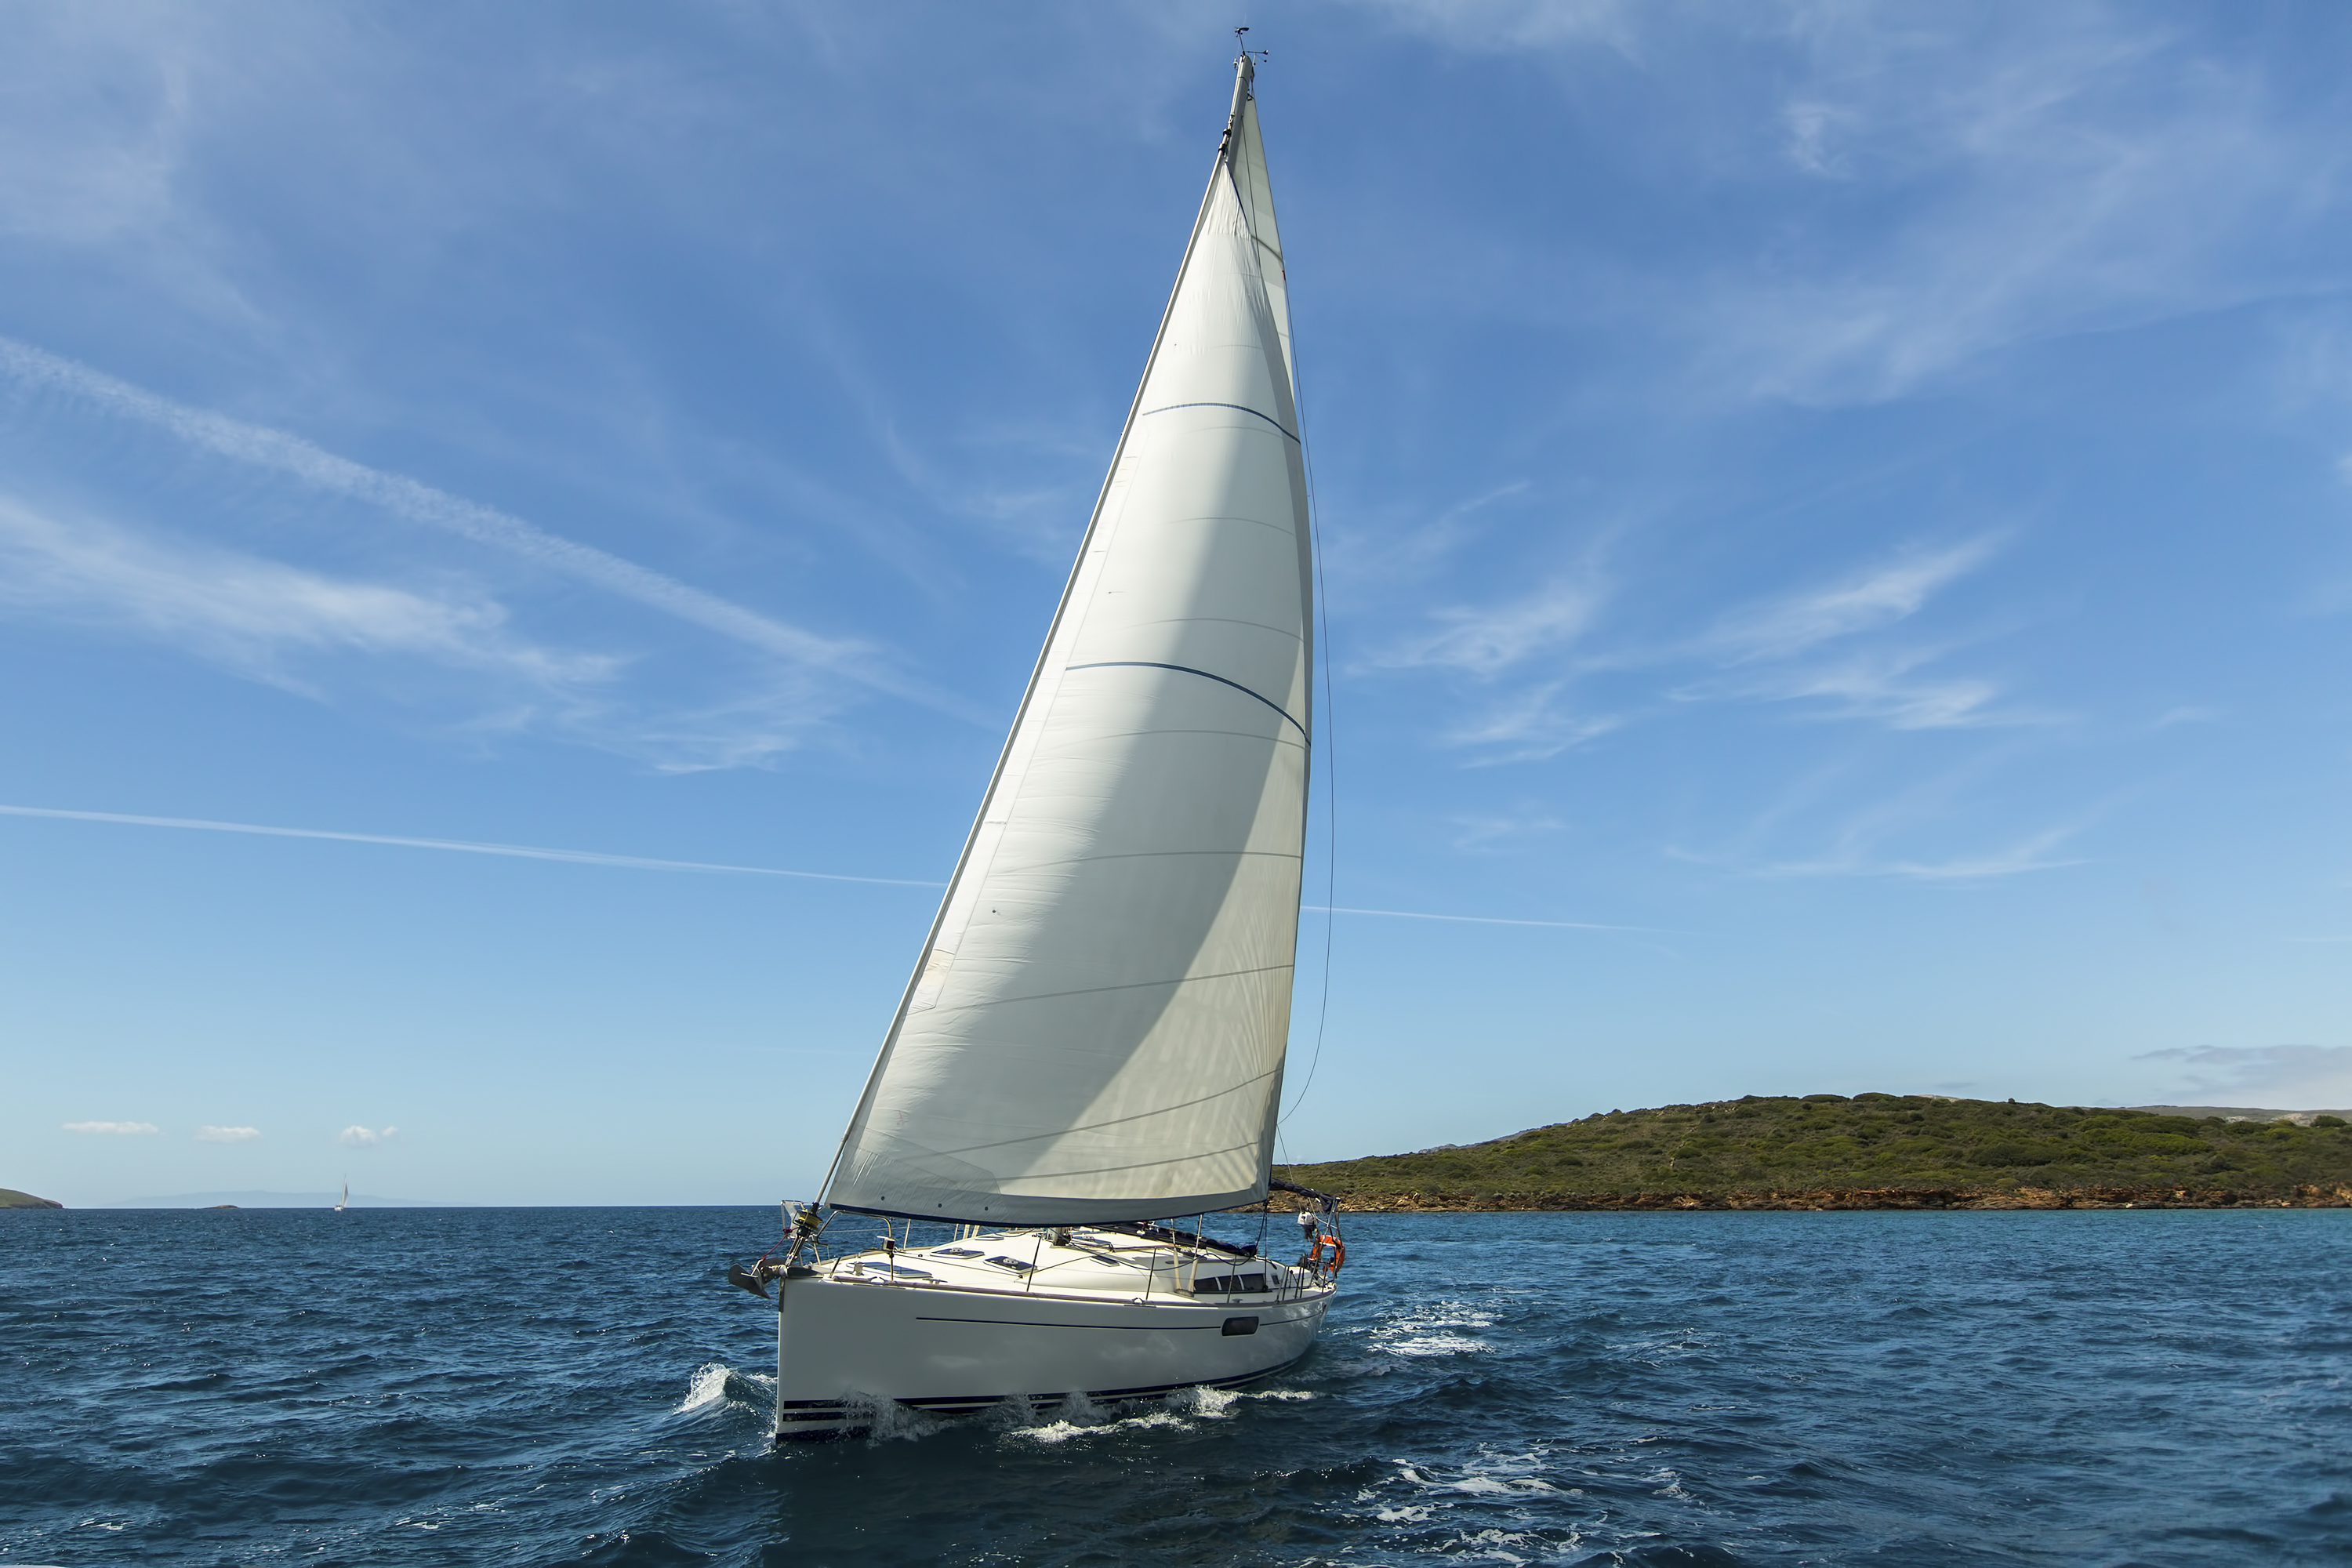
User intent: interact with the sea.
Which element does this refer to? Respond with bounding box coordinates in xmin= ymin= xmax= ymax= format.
xmin=5 ymin=1206 xmax=2347 ymax=1566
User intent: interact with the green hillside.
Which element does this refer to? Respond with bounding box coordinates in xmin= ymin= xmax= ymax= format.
xmin=0 ymin=1188 xmax=62 ymax=1209
xmin=1276 ymin=1094 xmax=2352 ymax=1208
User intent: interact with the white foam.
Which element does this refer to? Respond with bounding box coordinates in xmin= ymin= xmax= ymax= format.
xmin=1385 ymin=1334 xmax=1496 ymax=1358
xmin=995 ymin=1382 xmax=1311 ymax=1445
xmin=840 ymin=1390 xmax=948 ymax=1443
xmin=677 ymin=1362 xmax=733 ymax=1413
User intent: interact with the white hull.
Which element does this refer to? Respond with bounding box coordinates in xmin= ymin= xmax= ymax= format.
xmin=773 ymin=1266 xmax=1330 ymax=1438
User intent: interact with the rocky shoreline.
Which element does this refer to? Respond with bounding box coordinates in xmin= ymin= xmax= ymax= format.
xmin=1270 ymin=1183 xmax=2352 ymax=1213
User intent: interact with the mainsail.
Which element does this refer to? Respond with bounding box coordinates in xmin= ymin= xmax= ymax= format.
xmin=825 ymin=57 xmax=1312 ymax=1225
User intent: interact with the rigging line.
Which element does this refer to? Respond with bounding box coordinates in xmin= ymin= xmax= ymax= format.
xmin=815 ymin=74 xmax=1246 ymax=1214
xmin=1279 ymin=300 xmax=1338 ymax=1138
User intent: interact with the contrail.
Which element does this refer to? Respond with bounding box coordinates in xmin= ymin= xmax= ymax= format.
xmin=0 ymin=802 xmax=1654 ymax=927
xmin=1306 ymin=905 xmax=1669 ymax=932
xmin=0 ymin=336 xmax=980 ymax=719
xmin=0 ymin=804 xmax=943 ymax=887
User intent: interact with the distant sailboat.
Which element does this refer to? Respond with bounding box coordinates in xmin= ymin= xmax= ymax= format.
xmin=334 ymin=1181 xmax=348 ymax=1213
xmin=738 ymin=47 xmax=1345 ymax=1440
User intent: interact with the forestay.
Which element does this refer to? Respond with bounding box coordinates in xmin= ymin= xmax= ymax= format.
xmin=826 ymin=59 xmax=1312 ymax=1225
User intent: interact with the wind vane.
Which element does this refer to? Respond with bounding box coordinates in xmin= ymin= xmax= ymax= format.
xmin=1235 ymin=25 xmax=1269 ymax=64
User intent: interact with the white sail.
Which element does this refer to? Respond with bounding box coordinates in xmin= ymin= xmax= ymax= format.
xmin=826 ymin=59 xmax=1311 ymax=1225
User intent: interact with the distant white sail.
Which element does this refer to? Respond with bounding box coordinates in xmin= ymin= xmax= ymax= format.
xmin=826 ymin=61 xmax=1312 ymax=1225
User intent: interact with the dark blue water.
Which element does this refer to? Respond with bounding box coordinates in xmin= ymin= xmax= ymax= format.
xmin=5 ymin=1207 xmax=2348 ymax=1566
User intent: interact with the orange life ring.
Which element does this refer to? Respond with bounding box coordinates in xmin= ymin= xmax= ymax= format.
xmin=1306 ymin=1232 xmax=1346 ymax=1276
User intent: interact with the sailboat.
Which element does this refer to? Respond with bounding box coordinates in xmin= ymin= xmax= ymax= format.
xmin=334 ymin=1181 xmax=348 ymax=1213
xmin=739 ymin=48 xmax=1345 ymax=1440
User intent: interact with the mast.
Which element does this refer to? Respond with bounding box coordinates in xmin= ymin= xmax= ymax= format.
xmin=820 ymin=54 xmax=1312 ymax=1225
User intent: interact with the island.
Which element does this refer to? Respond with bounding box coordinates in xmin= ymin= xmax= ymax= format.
xmin=1271 ymin=1093 xmax=2352 ymax=1210
xmin=0 ymin=1188 xmax=64 ymax=1209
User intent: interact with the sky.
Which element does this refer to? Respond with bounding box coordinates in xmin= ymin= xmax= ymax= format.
xmin=7 ymin=1 xmax=2352 ymax=1207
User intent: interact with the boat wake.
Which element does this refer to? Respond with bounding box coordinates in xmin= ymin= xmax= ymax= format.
xmin=1000 ymin=1385 xmax=1315 ymax=1446
xmin=673 ymin=1362 xmax=773 ymax=1416
xmin=1366 ymin=1301 xmax=1500 ymax=1360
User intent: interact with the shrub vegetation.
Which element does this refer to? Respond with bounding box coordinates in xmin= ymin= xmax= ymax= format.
xmin=1276 ymin=1094 xmax=2352 ymax=1205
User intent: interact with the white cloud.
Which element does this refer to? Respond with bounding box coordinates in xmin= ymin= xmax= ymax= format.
xmin=1450 ymin=810 xmax=1566 ymax=851
xmin=1686 ymin=649 xmax=2027 ymax=732
xmin=1706 ymin=12 xmax=2339 ymax=404
xmin=1360 ymin=5 xmax=2344 ymax=405
xmin=1714 ymin=541 xmax=2000 ymax=662
xmin=339 ymin=1124 xmax=397 ymax=1147
xmin=1397 ymin=535 xmax=2016 ymax=764
xmin=1764 ymin=826 xmax=2085 ymax=882
xmin=1374 ymin=576 xmax=1608 ymax=677
xmin=1344 ymin=0 xmax=1639 ymax=54
xmin=194 ymin=1125 xmax=261 ymax=1142
xmin=0 ymin=494 xmax=613 ymax=695
xmin=0 ymin=337 xmax=971 ymax=716
xmin=1671 ymin=540 xmax=2045 ymax=731
xmin=63 ymin=1120 xmax=158 ymax=1135
xmin=2135 ymin=1045 xmax=2352 ymax=1109
xmin=1446 ymin=681 xmax=1621 ymax=764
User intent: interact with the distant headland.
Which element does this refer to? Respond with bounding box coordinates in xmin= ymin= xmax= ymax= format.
xmin=1272 ymin=1094 xmax=2352 ymax=1211
xmin=0 ymin=1188 xmax=62 ymax=1209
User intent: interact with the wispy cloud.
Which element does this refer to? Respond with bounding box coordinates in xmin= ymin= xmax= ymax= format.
xmin=1360 ymin=6 xmax=2345 ymax=404
xmin=2135 ymin=1044 xmax=2352 ymax=1109
xmin=1666 ymin=539 xmax=2045 ymax=730
xmin=0 ymin=494 xmax=610 ymax=695
xmin=339 ymin=1125 xmax=397 ymax=1147
xmin=1710 ymin=13 xmax=2343 ymax=404
xmin=1762 ymin=825 xmax=2085 ymax=882
xmin=1446 ymin=682 xmax=1621 ymax=764
xmin=195 ymin=1125 xmax=261 ymax=1143
xmin=1347 ymin=0 xmax=1637 ymax=53
xmin=0 ymin=336 xmax=977 ymax=719
xmin=1450 ymin=810 xmax=1566 ymax=851
xmin=1682 ymin=648 xmax=2028 ymax=731
xmin=0 ymin=803 xmax=945 ymax=887
xmin=1403 ymin=533 xmax=2017 ymax=764
xmin=1712 ymin=540 xmax=2000 ymax=662
xmin=1371 ymin=568 xmax=1610 ymax=678
xmin=64 ymin=1120 xmax=158 ymax=1135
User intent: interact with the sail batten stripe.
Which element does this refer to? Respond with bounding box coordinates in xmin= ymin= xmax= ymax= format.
xmin=1065 ymin=661 xmax=1306 ymax=735
xmin=1140 ymin=401 xmax=1298 ymax=441
xmin=919 ymin=961 xmax=1294 ymax=1018
xmin=887 ymin=1078 xmax=1283 ymax=1160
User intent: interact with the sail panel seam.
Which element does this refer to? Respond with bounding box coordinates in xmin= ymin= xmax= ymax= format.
xmin=975 ymin=848 xmax=1303 ymax=873
xmin=915 ymin=961 xmax=1294 ymax=1017
xmin=1140 ymin=402 xmax=1299 ymax=441
xmin=884 ymin=1080 xmax=1281 ymax=1160
xmin=996 ymin=1138 xmax=1269 ymax=1181
xmin=1066 ymin=660 xmax=1307 ymax=735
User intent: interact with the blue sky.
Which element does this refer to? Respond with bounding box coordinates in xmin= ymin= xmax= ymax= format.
xmin=8 ymin=2 xmax=2352 ymax=1206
